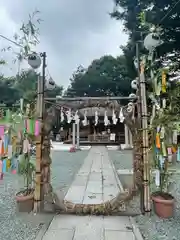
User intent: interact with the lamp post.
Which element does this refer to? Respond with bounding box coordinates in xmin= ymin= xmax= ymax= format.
xmin=27 ymin=52 xmax=46 ymax=212
xmin=133 ymin=32 xmax=162 ymax=214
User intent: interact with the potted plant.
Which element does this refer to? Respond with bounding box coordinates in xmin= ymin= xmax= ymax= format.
xmin=151 ymin=117 xmax=175 ymax=218
xmin=15 ymin=152 xmax=35 ymax=212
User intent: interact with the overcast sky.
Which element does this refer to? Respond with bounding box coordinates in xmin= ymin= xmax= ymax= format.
xmin=0 ymin=0 xmax=128 ymax=88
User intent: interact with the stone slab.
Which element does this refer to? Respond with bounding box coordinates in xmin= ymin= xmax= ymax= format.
xmin=42 ymin=215 xmax=139 ymax=240
xmin=105 ymin=230 xmax=135 ymax=240
xmin=65 ymin=186 xmax=85 ymax=203
xmin=103 ymin=216 xmax=132 ymax=231
xmin=48 ymin=215 xmax=89 ymax=230
xmin=73 ymin=221 xmax=104 ymax=240
xmin=83 ymin=193 xmax=103 ymax=204
xmin=64 ymin=146 xmax=122 ymax=204
xmin=43 ymin=229 xmax=74 ymax=240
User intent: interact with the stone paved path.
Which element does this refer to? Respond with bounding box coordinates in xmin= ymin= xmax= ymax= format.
xmin=41 ymin=146 xmax=137 ymax=240
xmin=42 ymin=215 xmax=136 ymax=240
xmin=64 ymin=146 xmax=124 ymax=204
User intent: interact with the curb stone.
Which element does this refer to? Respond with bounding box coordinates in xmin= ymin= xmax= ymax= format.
xmin=129 ymin=216 xmax=144 ymax=240
xmin=35 ymin=216 xmax=54 ymax=240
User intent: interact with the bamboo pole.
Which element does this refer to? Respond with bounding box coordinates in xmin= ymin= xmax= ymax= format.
xmin=135 ymin=42 xmax=144 ymax=213
xmin=34 ymin=75 xmax=44 ymax=212
xmin=140 ymin=62 xmax=151 ymax=213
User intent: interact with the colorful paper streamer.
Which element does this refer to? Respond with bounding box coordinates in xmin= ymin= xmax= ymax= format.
xmin=0 ymin=125 xmax=4 ymax=138
xmin=35 ymin=120 xmax=40 ymax=136
xmin=177 ymin=147 xmax=180 ymax=162
xmin=2 ymin=159 xmax=7 ymax=173
xmin=27 ymin=119 xmax=35 ymax=135
xmin=162 ymin=142 xmax=167 ymax=157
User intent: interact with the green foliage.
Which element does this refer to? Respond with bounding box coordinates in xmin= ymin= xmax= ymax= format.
xmin=66 ymin=55 xmax=132 ymax=97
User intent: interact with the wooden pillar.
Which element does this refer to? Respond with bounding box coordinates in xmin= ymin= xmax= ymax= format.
xmin=76 ymin=122 xmax=80 ymax=149
xmin=124 ymin=124 xmax=129 ymax=146
xmin=129 ymin=129 xmax=133 ymax=147
xmin=68 ymin=128 xmax=71 ymax=141
xmin=72 ymin=122 xmax=76 ymax=147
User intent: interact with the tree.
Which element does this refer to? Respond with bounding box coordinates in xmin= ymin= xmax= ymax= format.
xmin=66 ymin=55 xmax=132 ymax=97
xmin=0 ymin=75 xmax=20 ymax=104
xmin=111 ymin=0 xmax=180 ymax=57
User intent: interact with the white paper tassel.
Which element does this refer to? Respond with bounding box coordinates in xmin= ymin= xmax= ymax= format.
xmin=119 ymin=108 xmax=125 ymax=123
xmin=173 ymin=130 xmax=178 ymax=144
xmin=160 ymin=126 xmax=165 ymax=139
xmin=112 ymin=109 xmax=118 ymax=125
xmin=150 ymin=105 xmax=155 ymax=126
xmin=8 ymin=145 xmax=13 ymax=158
xmin=162 ymin=98 xmax=166 ymax=108
xmin=94 ymin=111 xmax=98 ymax=126
xmin=23 ymin=139 xmax=30 ymax=154
xmin=127 ymin=102 xmax=133 ymax=113
xmin=155 ymin=169 xmax=160 ymax=187
xmin=82 ymin=111 xmax=88 ymax=126
xmin=66 ymin=109 xmax=72 ymax=124
xmin=60 ymin=107 xmax=64 ymax=122
xmin=74 ymin=110 xmax=80 ymax=124
xmin=26 ymin=104 xmax=30 ymax=115
xmin=104 ymin=110 xmax=110 ymax=126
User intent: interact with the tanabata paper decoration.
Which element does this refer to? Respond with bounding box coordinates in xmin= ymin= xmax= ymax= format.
xmin=8 ymin=145 xmax=12 ymax=158
xmin=0 ymin=140 xmax=4 ymax=156
xmin=6 ymin=159 xmax=11 ymax=169
xmin=160 ymin=127 xmax=165 ymax=139
xmin=161 ymin=142 xmax=167 ymax=157
xmin=24 ymin=119 xmax=27 ymax=129
xmin=161 ymin=71 xmax=167 ymax=93
xmin=0 ymin=160 xmax=2 ymax=173
xmin=172 ymin=146 xmax=177 ymax=153
xmin=162 ymin=99 xmax=166 ymax=109
xmin=173 ymin=130 xmax=178 ymax=144
xmin=156 ymin=133 xmax=161 ymax=149
xmin=0 ymin=173 xmax=3 ymax=180
xmin=11 ymin=156 xmax=18 ymax=173
xmin=23 ymin=139 xmax=30 ymax=153
xmin=159 ymin=155 xmax=164 ymax=168
xmin=155 ymin=169 xmax=160 ymax=187
xmin=177 ymin=147 xmax=180 ymax=162
xmin=0 ymin=125 xmax=4 ymax=138
xmin=2 ymin=159 xmax=6 ymax=173
xmin=27 ymin=119 xmax=35 ymax=134
xmin=4 ymin=134 xmax=9 ymax=154
xmin=35 ymin=120 xmax=40 ymax=136
xmin=167 ymin=147 xmax=172 ymax=163
xmin=5 ymin=109 xmax=11 ymax=122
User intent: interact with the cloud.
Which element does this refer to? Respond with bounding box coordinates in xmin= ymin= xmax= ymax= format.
xmin=0 ymin=0 xmax=128 ymax=87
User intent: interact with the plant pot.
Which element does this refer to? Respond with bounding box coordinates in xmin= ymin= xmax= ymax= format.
xmin=151 ymin=191 xmax=174 ymax=218
xmin=15 ymin=189 xmax=34 ymax=213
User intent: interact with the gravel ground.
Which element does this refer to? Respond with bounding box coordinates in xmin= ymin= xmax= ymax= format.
xmin=109 ymin=150 xmax=180 ymax=240
xmin=0 ymin=150 xmax=88 ymax=240
xmin=135 ymin=163 xmax=180 ymax=240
